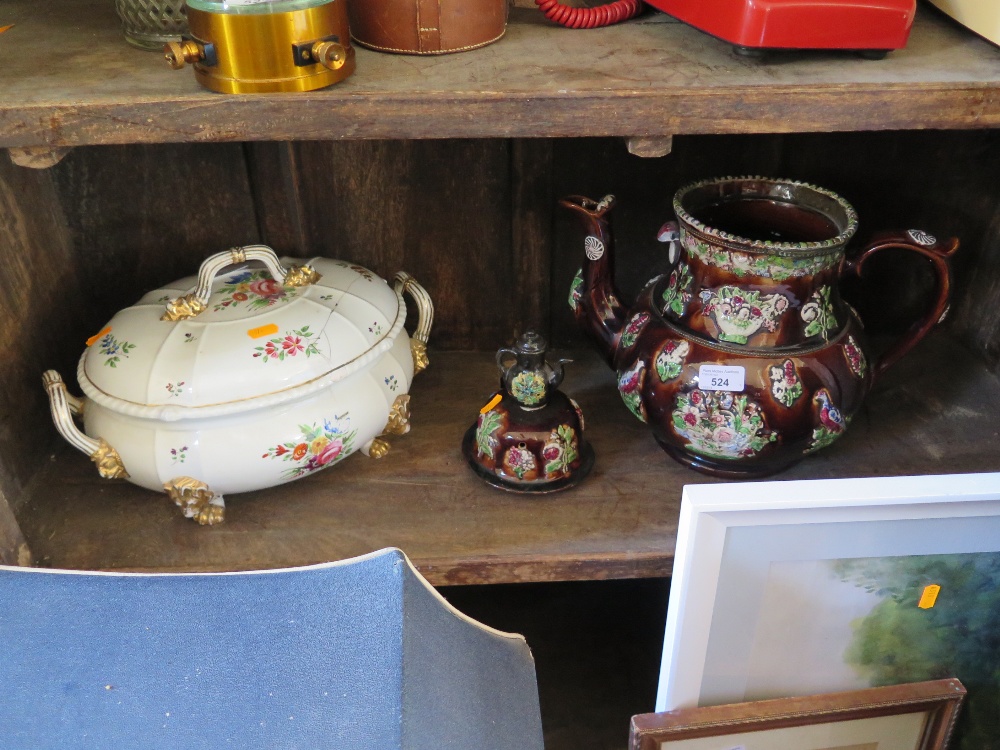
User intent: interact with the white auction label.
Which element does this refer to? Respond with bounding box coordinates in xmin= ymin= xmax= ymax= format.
xmin=698 ymin=364 xmax=745 ymax=392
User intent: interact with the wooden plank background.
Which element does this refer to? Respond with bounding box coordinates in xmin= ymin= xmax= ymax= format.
xmin=0 ymin=156 xmax=83 ymax=557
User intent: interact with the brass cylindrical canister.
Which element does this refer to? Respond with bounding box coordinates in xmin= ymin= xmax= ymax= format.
xmin=184 ymin=0 xmax=354 ymax=94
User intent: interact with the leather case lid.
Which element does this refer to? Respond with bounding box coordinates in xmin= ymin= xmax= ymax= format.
xmin=349 ymin=0 xmax=508 ymax=54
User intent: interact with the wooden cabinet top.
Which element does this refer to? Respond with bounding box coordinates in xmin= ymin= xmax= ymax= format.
xmin=2 ymin=1 xmax=1000 ymax=147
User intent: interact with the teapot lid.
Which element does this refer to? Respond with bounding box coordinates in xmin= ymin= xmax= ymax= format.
xmin=512 ymin=331 xmax=547 ymax=356
xmin=78 ymin=255 xmax=404 ymax=416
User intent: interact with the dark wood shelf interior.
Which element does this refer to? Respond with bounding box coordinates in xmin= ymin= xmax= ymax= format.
xmin=444 ymin=576 xmax=670 ymax=750
xmin=18 ymin=335 xmax=1000 ymax=585
xmin=3 ymin=1 xmax=1000 ymax=146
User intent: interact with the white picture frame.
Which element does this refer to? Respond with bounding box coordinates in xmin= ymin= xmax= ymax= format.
xmin=655 ymin=471 xmax=1000 ymax=713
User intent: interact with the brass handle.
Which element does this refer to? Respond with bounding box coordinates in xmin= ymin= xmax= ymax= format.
xmin=310 ymin=41 xmax=348 ymax=71
xmin=162 ymin=245 xmax=321 ymax=322
xmin=164 ymin=40 xmax=204 ymax=70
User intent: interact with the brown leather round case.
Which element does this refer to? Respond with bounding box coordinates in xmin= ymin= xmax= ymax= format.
xmin=348 ymin=0 xmax=508 ymax=54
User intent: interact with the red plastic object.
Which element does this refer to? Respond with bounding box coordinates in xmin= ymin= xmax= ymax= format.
xmin=534 ymin=0 xmax=643 ymax=29
xmin=643 ymin=0 xmax=916 ymax=51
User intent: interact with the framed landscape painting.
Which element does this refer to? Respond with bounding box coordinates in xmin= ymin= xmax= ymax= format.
xmin=655 ymin=472 xmax=1000 ymax=750
xmin=633 ymin=679 xmax=965 ymax=750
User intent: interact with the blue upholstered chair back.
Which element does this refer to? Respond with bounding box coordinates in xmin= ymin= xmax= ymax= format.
xmin=0 ymin=548 xmax=543 ymax=750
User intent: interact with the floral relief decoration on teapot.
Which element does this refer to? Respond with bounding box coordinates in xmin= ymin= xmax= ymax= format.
xmin=560 ymin=176 xmax=959 ymax=478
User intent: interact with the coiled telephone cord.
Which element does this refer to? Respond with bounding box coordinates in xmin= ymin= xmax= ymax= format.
xmin=534 ymin=0 xmax=643 ymax=28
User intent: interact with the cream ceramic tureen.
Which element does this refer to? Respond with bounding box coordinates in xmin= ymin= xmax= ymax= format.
xmin=44 ymin=245 xmax=433 ymax=525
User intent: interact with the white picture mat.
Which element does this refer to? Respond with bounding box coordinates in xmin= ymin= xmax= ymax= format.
xmin=741 ymin=559 xmax=881 ymax=698
xmin=649 ymin=711 xmax=926 ymax=750
xmin=655 ymin=472 xmax=1000 ymax=712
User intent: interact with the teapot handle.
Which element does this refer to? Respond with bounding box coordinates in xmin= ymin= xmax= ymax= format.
xmin=161 ymin=245 xmax=322 ymax=322
xmin=843 ymin=230 xmax=959 ymax=379
xmin=496 ymin=348 xmax=519 ymax=377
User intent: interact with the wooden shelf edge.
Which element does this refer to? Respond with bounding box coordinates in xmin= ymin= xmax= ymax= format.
xmin=3 ymin=84 xmax=999 ymax=149
xmin=418 ymin=551 xmax=673 ymax=586
xmin=88 ymin=551 xmax=674 ymax=586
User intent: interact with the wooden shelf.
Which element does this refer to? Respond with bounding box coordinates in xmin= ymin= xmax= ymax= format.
xmin=18 ymin=334 xmax=1000 ymax=585
xmin=2 ymin=2 xmax=1000 ymax=148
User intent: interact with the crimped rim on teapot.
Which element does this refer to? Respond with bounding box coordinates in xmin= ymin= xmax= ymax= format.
xmin=673 ymin=175 xmax=859 ymax=256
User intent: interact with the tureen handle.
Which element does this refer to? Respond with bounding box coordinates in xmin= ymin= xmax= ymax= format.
xmin=42 ymin=370 xmax=130 ymax=480
xmin=161 ymin=245 xmax=322 ymax=322
xmin=393 ymin=272 xmax=434 ymax=375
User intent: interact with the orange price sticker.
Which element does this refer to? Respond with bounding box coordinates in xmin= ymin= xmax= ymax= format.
xmin=480 ymin=393 xmax=502 ymax=414
xmin=247 ymin=323 xmax=279 ymax=339
xmin=918 ymin=584 xmax=941 ymax=610
xmin=86 ymin=326 xmax=112 ymax=346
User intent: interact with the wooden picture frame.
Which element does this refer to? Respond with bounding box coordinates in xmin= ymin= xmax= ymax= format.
xmin=631 ymin=679 xmax=966 ymax=750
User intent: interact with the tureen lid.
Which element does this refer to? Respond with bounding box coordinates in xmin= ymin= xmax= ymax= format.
xmin=78 ymin=247 xmax=405 ymax=416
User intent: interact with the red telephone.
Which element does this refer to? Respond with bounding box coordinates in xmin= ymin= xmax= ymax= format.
xmin=643 ymin=0 xmax=916 ymax=55
xmin=535 ymin=0 xmax=915 ymax=56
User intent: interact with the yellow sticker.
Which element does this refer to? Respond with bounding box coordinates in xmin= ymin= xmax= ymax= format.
xmin=480 ymin=393 xmax=502 ymax=414
xmin=247 ymin=323 xmax=279 ymax=339
xmin=86 ymin=326 xmax=112 ymax=346
xmin=918 ymin=584 xmax=941 ymax=609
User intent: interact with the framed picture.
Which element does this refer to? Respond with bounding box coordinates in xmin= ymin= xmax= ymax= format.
xmin=632 ymin=679 xmax=966 ymax=750
xmin=655 ymin=472 xmax=1000 ymax=750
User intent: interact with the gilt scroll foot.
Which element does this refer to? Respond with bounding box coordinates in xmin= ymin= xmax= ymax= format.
xmin=364 ymin=437 xmax=391 ymax=459
xmin=383 ymin=394 xmax=411 ymax=436
xmin=164 ymin=476 xmax=225 ymax=525
xmin=362 ymin=395 xmax=414 ymax=459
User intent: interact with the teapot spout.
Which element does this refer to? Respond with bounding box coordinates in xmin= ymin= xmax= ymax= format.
xmin=560 ymin=194 xmax=628 ymax=368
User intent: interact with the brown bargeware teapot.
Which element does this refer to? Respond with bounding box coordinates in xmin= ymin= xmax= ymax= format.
xmin=562 ymin=176 xmax=959 ymax=478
